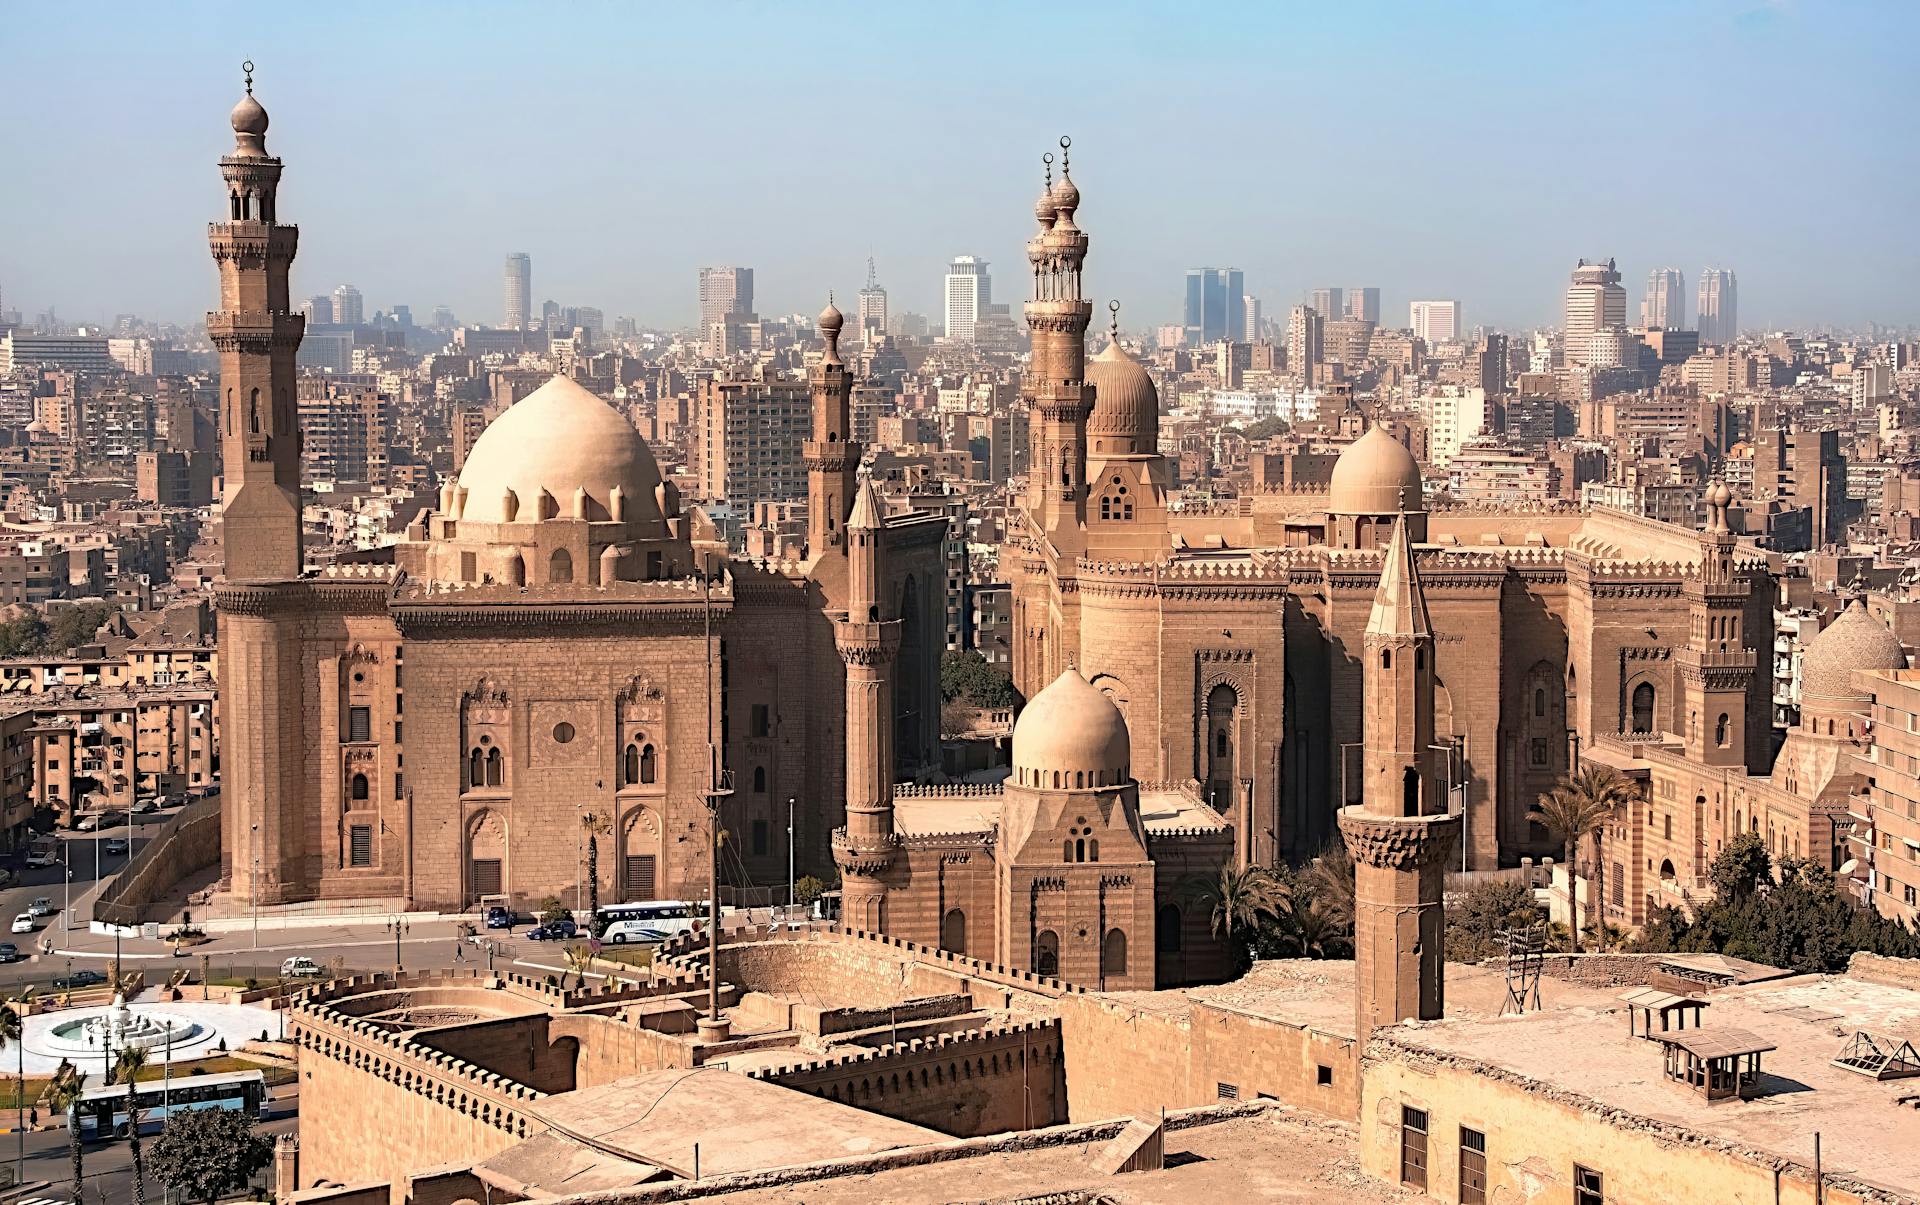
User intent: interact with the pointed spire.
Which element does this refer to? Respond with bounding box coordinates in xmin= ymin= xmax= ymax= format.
xmin=1107 ymin=299 xmax=1120 ymax=346
xmin=1368 ymin=515 xmax=1431 ymax=639
xmin=848 ymin=467 xmax=885 ymax=530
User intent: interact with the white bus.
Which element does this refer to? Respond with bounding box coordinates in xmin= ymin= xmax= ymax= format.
xmin=596 ymin=900 xmax=704 ymax=945
xmin=69 ymin=1069 xmax=269 ymax=1141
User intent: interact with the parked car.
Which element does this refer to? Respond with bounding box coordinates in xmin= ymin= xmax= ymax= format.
xmin=0 ymin=944 xmax=21 ymax=964
xmin=526 ymin=919 xmax=578 ymax=941
xmin=10 ymin=913 xmax=34 ymax=934
xmin=74 ymin=815 xmax=100 ymax=832
xmin=280 ymin=956 xmax=325 ymax=978
xmin=132 ymin=799 xmax=161 ymax=815
xmin=484 ymin=906 xmax=516 ymax=930
xmin=27 ymin=897 xmax=53 ymax=917
xmin=103 ymin=838 xmax=129 ymax=856
xmin=53 ymin=969 xmax=106 ymax=989
xmin=23 ymin=849 xmax=57 ymax=868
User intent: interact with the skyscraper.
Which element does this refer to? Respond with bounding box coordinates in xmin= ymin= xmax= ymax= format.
xmin=330 ymin=283 xmax=363 ymax=327
xmin=1287 ymin=304 xmax=1323 ymax=386
xmin=1345 ymin=287 xmax=1381 ymax=324
xmin=1698 ymin=269 xmax=1738 ymax=345
xmin=1409 ymin=300 xmax=1460 ymax=344
xmin=1243 ymin=297 xmax=1264 ymax=343
xmin=301 ymin=295 xmax=333 ymax=325
xmin=1309 ymin=288 xmax=1344 ymax=322
xmin=1640 ymin=267 xmax=1685 ymax=331
xmin=1562 ymin=259 xmax=1625 ymax=367
xmin=504 ymin=252 xmax=531 ymax=331
xmin=857 ymin=257 xmax=888 ymax=339
xmin=944 ymin=256 xmax=991 ymax=343
xmin=698 ymin=267 xmax=754 ymax=331
xmin=1182 ymin=268 xmax=1244 ymax=347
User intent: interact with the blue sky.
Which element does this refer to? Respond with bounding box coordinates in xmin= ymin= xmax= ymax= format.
xmin=4 ymin=1 xmax=1914 ymax=333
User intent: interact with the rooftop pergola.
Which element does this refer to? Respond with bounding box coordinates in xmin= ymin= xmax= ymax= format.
xmin=1832 ymin=1031 xmax=1920 ymax=1080
xmin=1658 ymin=1028 xmax=1776 ymax=1103
xmin=1618 ymin=987 xmax=1709 ymax=1041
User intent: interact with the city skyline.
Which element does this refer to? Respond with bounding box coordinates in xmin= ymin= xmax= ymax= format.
xmin=2 ymin=3 xmax=1916 ymax=333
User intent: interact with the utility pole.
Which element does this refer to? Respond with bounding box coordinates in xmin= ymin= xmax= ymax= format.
xmin=699 ymin=571 xmax=733 ymax=1041
xmin=787 ymin=796 xmax=796 ymax=919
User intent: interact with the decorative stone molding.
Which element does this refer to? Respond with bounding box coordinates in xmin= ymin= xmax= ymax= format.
xmin=1336 ymin=807 xmax=1461 ymax=870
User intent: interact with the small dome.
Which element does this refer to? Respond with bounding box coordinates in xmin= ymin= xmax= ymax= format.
xmin=454 ymin=375 xmax=666 ymax=536
xmin=1012 ymin=669 xmax=1130 ymax=784
xmin=1034 ymin=186 xmax=1056 ymax=227
xmin=1801 ymin=600 xmax=1905 ymax=703
xmin=1328 ymin=426 xmax=1423 ymax=515
xmin=1051 ymin=173 xmax=1080 ymax=219
xmin=818 ymin=300 xmax=844 ymax=339
xmin=1086 ymin=339 xmax=1158 ymax=450
xmin=231 ymin=93 xmax=268 ymax=138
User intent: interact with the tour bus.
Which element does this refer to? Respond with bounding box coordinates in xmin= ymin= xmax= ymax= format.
xmin=68 ymin=1069 xmax=269 ymax=1141
xmin=595 ymin=900 xmax=705 ymax=945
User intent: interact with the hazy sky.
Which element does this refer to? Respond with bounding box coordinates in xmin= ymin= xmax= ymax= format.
xmin=5 ymin=2 xmax=1916 ymax=334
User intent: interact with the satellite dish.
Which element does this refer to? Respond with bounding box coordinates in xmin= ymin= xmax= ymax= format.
xmin=1838 ymin=859 xmax=1859 ymax=876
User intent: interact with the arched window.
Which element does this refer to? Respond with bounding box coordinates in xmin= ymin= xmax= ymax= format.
xmin=1088 ymin=838 xmax=1099 ymax=862
xmin=1102 ymin=928 xmax=1128 ymax=978
xmin=1534 ymin=688 xmax=1546 ymax=718
xmin=623 ymin=742 xmax=640 ymax=785
xmin=1660 ymin=858 xmax=1677 ymax=882
xmin=548 ymin=548 xmax=572 ymax=584
xmin=1155 ymin=904 xmax=1183 ymax=953
xmin=1062 ymin=839 xmax=1074 ymax=863
xmin=1403 ymin=766 xmax=1420 ymax=817
xmin=350 ymin=773 xmax=368 ymax=802
xmin=1035 ymin=929 xmax=1059 ymax=977
xmin=485 ymin=747 xmax=503 ymax=786
xmin=1631 ymin=682 xmax=1655 ymax=733
xmin=1074 ymin=838 xmax=1086 ymax=863
xmin=941 ymin=909 xmax=966 ymax=955
xmin=1715 ymin=713 xmax=1729 ymax=748
xmin=1381 ymin=649 xmax=1392 ymax=670
xmin=753 ymin=766 xmax=766 ymax=793
xmin=468 ymin=748 xmax=483 ymax=790
xmin=640 ymin=744 xmax=657 ymax=784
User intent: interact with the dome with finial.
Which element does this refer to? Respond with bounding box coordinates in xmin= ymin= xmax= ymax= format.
xmin=1328 ymin=426 xmax=1424 ymax=515
xmin=1800 ymin=599 xmax=1905 ymax=705
xmin=1034 ymin=153 xmax=1057 ymax=227
xmin=231 ymin=93 xmax=268 ymax=137
xmin=1011 ymin=669 xmax=1131 ymax=786
xmin=1087 ymin=303 xmax=1158 ymax=451
xmin=817 ymin=298 xmax=843 ymax=339
xmin=1050 ymin=136 xmax=1080 ymax=219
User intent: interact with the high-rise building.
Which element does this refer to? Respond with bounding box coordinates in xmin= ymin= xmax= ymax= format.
xmin=430 ymin=305 xmax=457 ymax=329
xmin=302 ymin=295 xmax=333 ymax=325
xmin=1640 ymin=267 xmax=1686 ymax=331
xmin=1182 ymin=268 xmax=1244 ymax=347
xmin=331 ymin=284 xmax=363 ymax=327
xmin=1309 ymin=288 xmax=1344 ymax=322
xmin=504 ymin=252 xmax=531 ymax=331
xmin=1287 ymin=305 xmax=1323 ymax=386
xmin=858 ymin=257 xmax=888 ymax=339
xmin=1562 ymin=259 xmax=1625 ymax=367
xmin=1243 ymin=297 xmax=1264 ymax=343
xmin=1345 ymin=287 xmax=1381 ymax=323
xmin=1408 ymin=300 xmax=1460 ymax=344
xmin=1698 ymin=268 xmax=1738 ymax=345
xmin=944 ymin=256 xmax=991 ymax=343
xmin=698 ymin=266 xmax=754 ymax=331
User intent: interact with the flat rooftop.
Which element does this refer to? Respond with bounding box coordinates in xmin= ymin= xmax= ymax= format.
xmin=1384 ymin=970 xmax=1920 ymax=1199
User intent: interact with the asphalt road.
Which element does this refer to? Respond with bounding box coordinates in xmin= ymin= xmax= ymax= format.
xmin=1 ymin=1102 xmax=297 ymax=1205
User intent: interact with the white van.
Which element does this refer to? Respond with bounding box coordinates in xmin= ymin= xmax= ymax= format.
xmin=596 ymin=900 xmax=702 ymax=945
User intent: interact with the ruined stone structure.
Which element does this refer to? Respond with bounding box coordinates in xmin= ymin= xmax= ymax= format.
xmin=209 ymin=83 xmax=945 ymax=911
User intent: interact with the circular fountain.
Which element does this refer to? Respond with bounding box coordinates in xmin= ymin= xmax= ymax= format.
xmin=42 ymin=994 xmax=203 ymax=1058
xmin=18 ymin=991 xmax=271 ymax=1074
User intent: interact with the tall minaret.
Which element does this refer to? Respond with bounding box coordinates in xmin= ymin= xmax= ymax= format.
xmin=1679 ymin=480 xmax=1754 ymax=766
xmin=209 ymin=63 xmax=304 ymax=583
xmin=805 ymin=298 xmax=858 ymax=557
xmin=1339 ymin=515 xmax=1461 ymax=1043
xmin=1024 ymin=137 xmax=1093 ymax=548
xmin=831 ymin=472 xmax=901 ymax=931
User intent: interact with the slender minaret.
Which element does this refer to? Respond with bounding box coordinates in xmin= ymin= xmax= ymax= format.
xmin=1025 ymin=137 xmax=1093 ymax=547
xmin=831 ymin=472 xmax=901 ymax=931
xmin=1339 ymin=514 xmax=1460 ymax=1043
xmin=209 ymin=62 xmax=304 ymax=582
xmin=1679 ymin=480 xmax=1754 ymax=766
xmin=804 ymin=297 xmax=858 ymax=557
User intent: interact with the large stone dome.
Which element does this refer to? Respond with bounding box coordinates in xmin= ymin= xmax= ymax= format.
xmin=1801 ymin=599 xmax=1905 ymax=703
xmin=1328 ymin=426 xmax=1423 ymax=515
xmin=1012 ymin=669 xmax=1131 ymax=787
xmin=1087 ymin=340 xmax=1158 ymax=451
xmin=454 ymin=375 xmax=666 ymax=537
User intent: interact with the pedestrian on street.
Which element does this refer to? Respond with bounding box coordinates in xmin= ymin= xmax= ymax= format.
xmin=453 ymin=941 xmax=465 ymax=963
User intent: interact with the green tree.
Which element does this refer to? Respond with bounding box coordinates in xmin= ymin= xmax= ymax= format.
xmin=939 ymin=650 xmax=1017 ymax=709
xmin=1185 ymin=865 xmax=1287 ymax=971
xmin=1297 ymin=837 xmax=1355 ymax=936
xmin=1710 ymin=832 xmax=1773 ymax=900
xmin=792 ymin=874 xmax=828 ymax=907
xmin=115 ymin=1044 xmax=150 ymax=1205
xmin=46 ymin=1063 xmax=88 ymax=1203
xmin=148 ymin=1105 xmax=274 ymax=1205
xmin=1530 ymin=765 xmax=1638 ymax=952
xmin=1446 ymin=877 xmax=1542 ymax=962
xmin=45 ymin=602 xmax=112 ymax=653
xmin=1242 ymin=416 xmax=1290 ymax=442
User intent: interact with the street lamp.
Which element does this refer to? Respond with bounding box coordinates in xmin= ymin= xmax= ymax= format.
xmin=786 ymin=796 xmax=796 ymax=920
xmin=250 ymin=818 xmax=261 ymax=952
xmin=386 ymin=916 xmax=409 ymax=978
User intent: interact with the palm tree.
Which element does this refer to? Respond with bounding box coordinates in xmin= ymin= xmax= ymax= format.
xmin=115 ymin=1044 xmax=149 ymax=1205
xmin=1530 ymin=764 xmax=1639 ymax=953
xmin=1186 ymin=866 xmax=1287 ymax=966
xmin=580 ymin=811 xmax=613 ymax=919
xmin=1299 ymin=836 xmax=1356 ymax=937
xmin=46 ymin=1063 xmax=86 ymax=1204
xmin=1279 ymin=897 xmax=1348 ymax=959
xmin=0 ymin=987 xmax=34 ymax=1176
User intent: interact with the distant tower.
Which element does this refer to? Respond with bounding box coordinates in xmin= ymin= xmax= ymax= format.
xmin=1563 ymin=258 xmax=1625 ymax=367
xmin=208 ymin=62 xmax=304 ymax=583
xmin=944 ymin=256 xmax=991 ymax=343
xmin=805 ymin=298 xmax=858 ymax=556
xmin=1641 ymin=267 xmax=1686 ymax=331
xmin=1025 ymin=138 xmax=1093 ymax=544
xmin=857 ymin=257 xmax=889 ymax=339
xmin=1678 ymin=481 xmax=1755 ymax=767
xmin=1698 ymin=268 xmax=1737 ymax=345
xmin=831 ymin=473 xmax=901 ymax=931
xmin=504 ymin=252 xmax=531 ymax=331
xmin=330 ymin=283 xmax=363 ymax=327
xmin=1338 ymin=514 xmax=1461 ymax=1043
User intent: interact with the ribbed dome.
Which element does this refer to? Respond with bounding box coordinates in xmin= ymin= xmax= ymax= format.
xmin=1801 ymin=600 xmax=1905 ymax=702
xmin=1012 ymin=669 xmax=1130 ymax=785
xmin=1328 ymin=426 xmax=1423 ymax=515
xmin=453 ymin=375 xmax=666 ymax=536
xmin=1086 ymin=339 xmax=1158 ymax=450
